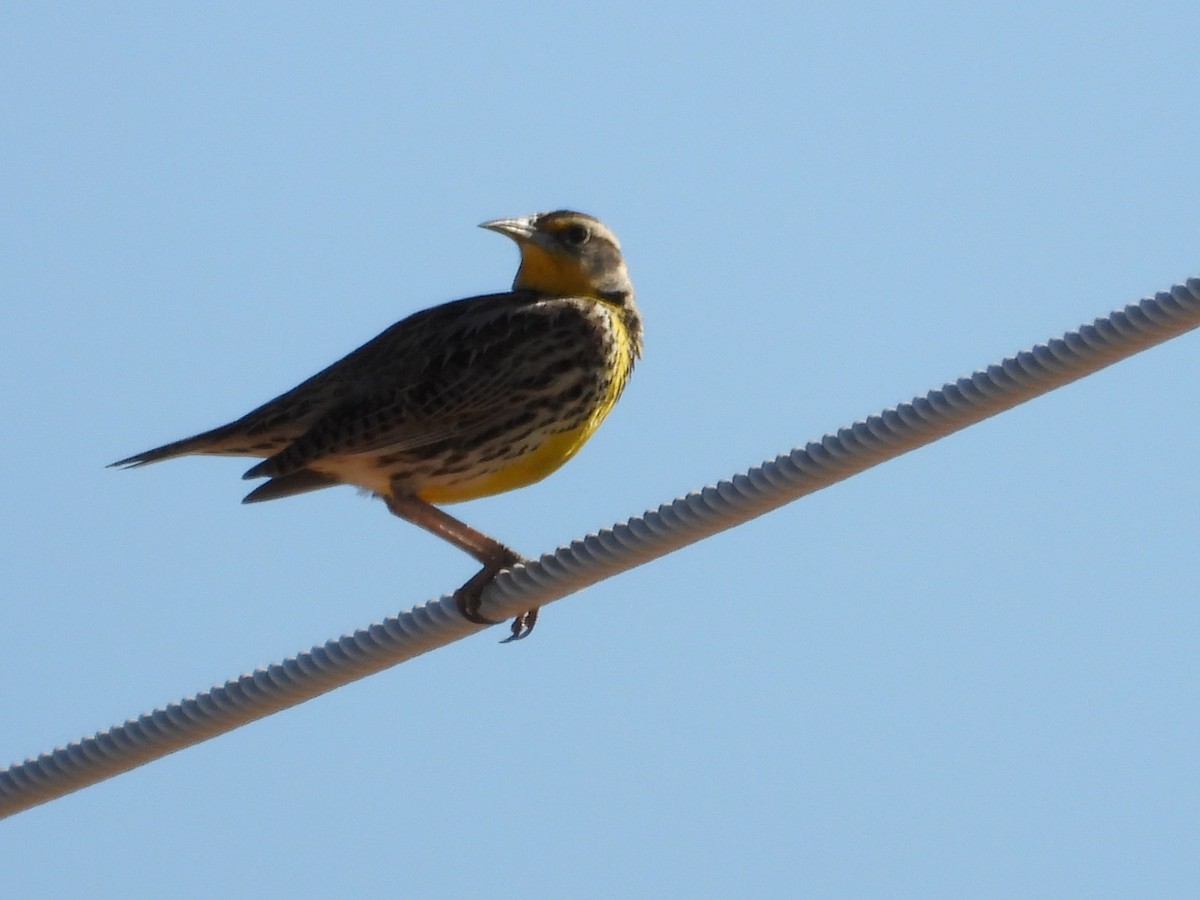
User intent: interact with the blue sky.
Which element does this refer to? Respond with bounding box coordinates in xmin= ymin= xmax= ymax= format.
xmin=3 ymin=3 xmax=1198 ymax=896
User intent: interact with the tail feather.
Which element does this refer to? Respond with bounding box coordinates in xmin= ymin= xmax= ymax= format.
xmin=111 ymin=436 xmax=210 ymax=468
xmin=111 ymin=425 xmax=341 ymax=502
xmin=241 ymin=470 xmax=340 ymax=503
xmin=109 ymin=423 xmax=245 ymax=468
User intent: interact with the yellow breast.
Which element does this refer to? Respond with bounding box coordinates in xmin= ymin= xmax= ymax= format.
xmin=418 ymin=304 xmax=634 ymax=505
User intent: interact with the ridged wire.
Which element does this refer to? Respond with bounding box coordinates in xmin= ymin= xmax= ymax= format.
xmin=3 ymin=277 xmax=1198 ymax=819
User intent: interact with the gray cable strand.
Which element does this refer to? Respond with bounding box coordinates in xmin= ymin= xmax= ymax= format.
xmin=3 ymin=277 xmax=1197 ymax=819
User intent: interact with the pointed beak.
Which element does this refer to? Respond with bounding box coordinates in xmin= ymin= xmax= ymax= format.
xmin=479 ymin=215 xmax=536 ymax=243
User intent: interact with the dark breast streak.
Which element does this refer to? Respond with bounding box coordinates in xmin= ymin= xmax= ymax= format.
xmin=373 ymin=297 xmax=623 ymax=491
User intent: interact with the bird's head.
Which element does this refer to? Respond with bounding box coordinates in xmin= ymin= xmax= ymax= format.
xmin=480 ymin=210 xmax=633 ymax=305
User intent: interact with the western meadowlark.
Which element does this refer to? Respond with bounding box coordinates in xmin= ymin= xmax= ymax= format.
xmin=112 ymin=210 xmax=642 ymax=640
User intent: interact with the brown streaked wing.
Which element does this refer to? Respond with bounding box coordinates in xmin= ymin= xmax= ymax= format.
xmin=243 ymin=295 xmax=605 ymax=481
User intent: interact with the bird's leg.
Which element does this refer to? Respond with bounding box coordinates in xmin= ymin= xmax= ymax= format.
xmin=384 ymin=491 xmax=538 ymax=638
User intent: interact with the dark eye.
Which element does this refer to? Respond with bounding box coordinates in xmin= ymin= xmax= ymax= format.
xmin=562 ymin=223 xmax=590 ymax=246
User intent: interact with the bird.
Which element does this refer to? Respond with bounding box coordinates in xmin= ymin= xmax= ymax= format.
xmin=111 ymin=210 xmax=643 ymax=640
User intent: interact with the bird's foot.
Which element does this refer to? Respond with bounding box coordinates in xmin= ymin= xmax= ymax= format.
xmin=452 ymin=550 xmax=540 ymax=641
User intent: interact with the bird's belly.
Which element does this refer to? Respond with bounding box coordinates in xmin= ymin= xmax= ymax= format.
xmin=417 ymin=418 xmax=598 ymax=504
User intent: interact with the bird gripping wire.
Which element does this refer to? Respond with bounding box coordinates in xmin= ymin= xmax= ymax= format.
xmin=3 ymin=276 xmax=1198 ymax=819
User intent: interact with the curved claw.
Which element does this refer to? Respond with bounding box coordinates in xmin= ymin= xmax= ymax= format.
xmin=455 ymin=596 xmax=502 ymax=626
xmin=500 ymin=607 xmax=539 ymax=643
xmin=453 ymin=567 xmax=504 ymax=625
